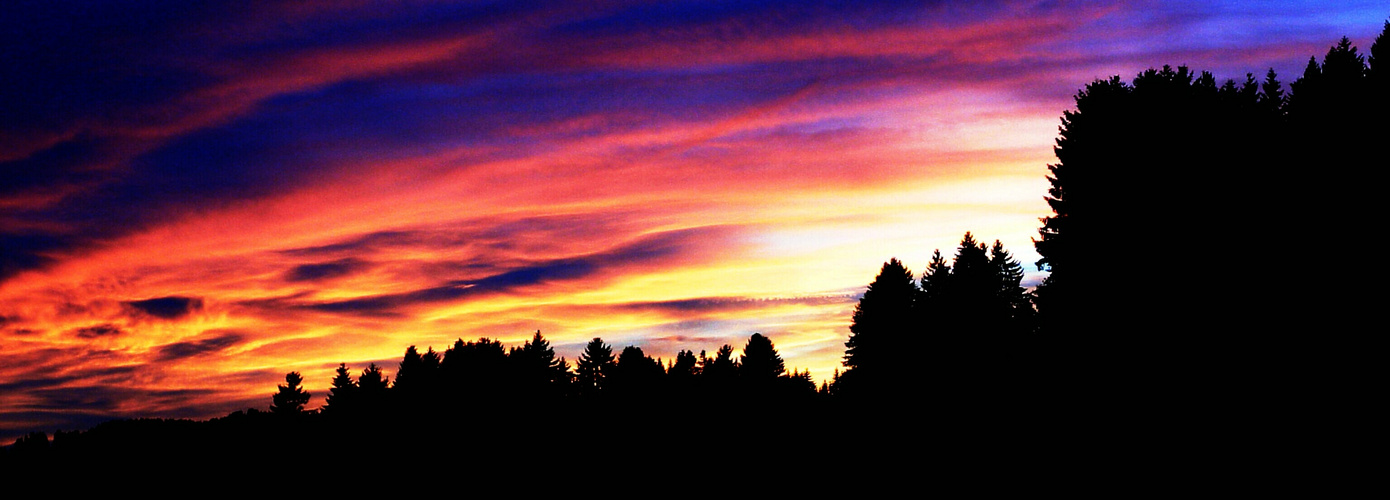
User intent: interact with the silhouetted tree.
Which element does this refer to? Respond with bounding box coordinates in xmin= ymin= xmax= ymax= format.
xmin=941 ymin=232 xmax=995 ymax=332
xmin=12 ymin=431 xmax=48 ymax=457
xmin=989 ymin=240 xmax=1034 ymax=335
xmin=357 ymin=363 xmax=389 ymax=410
xmin=575 ymin=337 xmax=615 ymax=397
xmin=1259 ymin=68 xmax=1285 ymax=115
xmin=441 ymin=337 xmax=509 ymax=401
xmin=323 ymin=363 xmax=357 ymax=415
xmin=393 ymin=346 xmax=424 ymax=392
xmin=1032 ymin=62 xmax=1288 ymax=339
xmin=392 ymin=345 xmax=440 ymax=409
xmin=1371 ymin=21 xmax=1390 ymax=88
xmin=781 ymin=368 xmax=817 ymax=397
xmin=508 ymin=331 xmax=572 ymax=398
xmin=611 ymin=345 xmax=664 ymax=398
xmin=843 ymin=258 xmax=915 ymax=390
xmin=700 ymin=344 xmax=738 ymax=384
xmin=1372 ymin=21 xmax=1390 ymax=148
xmin=919 ymin=250 xmax=951 ymax=306
xmin=739 ymin=333 xmax=785 ymax=381
xmin=667 ymin=349 xmax=700 ymax=395
xmin=270 ymin=371 xmax=311 ymax=415
xmin=669 ymin=350 xmax=699 ymax=378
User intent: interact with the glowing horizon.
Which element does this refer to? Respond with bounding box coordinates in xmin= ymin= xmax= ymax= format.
xmin=2 ymin=1 xmax=1384 ymax=441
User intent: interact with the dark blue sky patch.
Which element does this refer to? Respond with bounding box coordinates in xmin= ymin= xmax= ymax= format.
xmin=285 ymin=258 xmax=370 ymax=282
xmin=125 ymin=296 xmax=204 ymax=319
xmin=0 ymin=364 xmax=140 ymax=396
xmin=72 ymin=324 xmax=123 ymax=339
xmin=279 ymin=230 xmax=429 ymax=257
xmin=154 ymin=331 xmax=245 ymax=361
xmin=0 ymin=232 xmax=68 ymax=283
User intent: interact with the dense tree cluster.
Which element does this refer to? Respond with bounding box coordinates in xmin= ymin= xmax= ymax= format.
xmin=834 ymin=24 xmax=1390 ymax=404
xmin=836 ymin=233 xmax=1032 ymax=399
xmin=310 ymin=330 xmax=817 ymax=422
xmin=1034 ymin=29 xmax=1389 ymax=342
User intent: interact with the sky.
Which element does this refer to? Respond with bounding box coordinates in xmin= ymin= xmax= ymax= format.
xmin=2 ymin=0 xmax=1385 ymax=442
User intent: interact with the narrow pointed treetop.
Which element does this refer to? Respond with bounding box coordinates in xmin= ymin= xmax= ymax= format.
xmin=575 ymin=337 xmax=615 ymax=394
xmin=323 ymin=363 xmax=357 ymax=413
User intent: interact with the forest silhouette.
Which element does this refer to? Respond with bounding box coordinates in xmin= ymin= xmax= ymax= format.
xmin=6 ymin=22 xmax=1387 ymax=469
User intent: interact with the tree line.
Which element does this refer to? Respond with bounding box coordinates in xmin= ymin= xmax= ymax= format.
xmin=265 ymin=330 xmax=817 ymax=421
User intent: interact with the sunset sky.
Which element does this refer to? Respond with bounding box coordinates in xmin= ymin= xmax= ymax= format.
xmin=2 ymin=1 xmax=1384 ymax=441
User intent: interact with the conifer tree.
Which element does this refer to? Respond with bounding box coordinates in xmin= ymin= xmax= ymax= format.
xmin=357 ymin=363 xmax=389 ymax=410
xmin=739 ymin=333 xmax=786 ymax=380
xmin=845 ymin=258 xmax=915 ymax=374
xmin=699 ymin=344 xmax=739 ymax=393
xmin=1371 ymin=21 xmax=1389 ymax=85
xmin=324 ymin=363 xmax=357 ymax=414
xmin=669 ymin=350 xmax=699 ymax=378
xmin=919 ymin=249 xmax=951 ymax=310
xmin=575 ymin=337 xmax=615 ymax=397
xmin=270 ymin=371 xmax=311 ymax=415
xmin=989 ymin=240 xmax=1034 ymax=335
xmin=611 ymin=345 xmax=664 ymax=397
xmin=393 ymin=346 xmax=423 ymax=392
xmin=509 ymin=331 xmax=571 ymax=397
xmin=1259 ymin=68 xmax=1285 ymax=114
xmin=441 ymin=337 xmax=508 ymax=399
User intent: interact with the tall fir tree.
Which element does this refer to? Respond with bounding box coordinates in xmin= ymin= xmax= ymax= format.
xmin=842 ymin=258 xmax=916 ymax=397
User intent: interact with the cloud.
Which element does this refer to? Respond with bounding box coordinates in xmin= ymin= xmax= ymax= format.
xmin=124 ymin=296 xmax=204 ymax=320
xmin=612 ymin=294 xmax=858 ymax=315
xmin=303 ymin=226 xmax=739 ymax=315
xmin=154 ymin=331 xmax=247 ymax=361
xmin=71 ymin=324 xmax=124 ymax=339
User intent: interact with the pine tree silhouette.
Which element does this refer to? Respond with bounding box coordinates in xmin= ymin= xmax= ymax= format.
xmin=841 ymin=258 xmax=915 ymax=398
xmin=739 ymin=333 xmax=785 ymax=381
xmin=575 ymin=337 xmax=615 ymax=397
xmin=270 ymin=371 xmax=311 ymax=415
xmin=508 ymin=331 xmax=572 ymax=398
xmin=357 ymin=363 xmax=389 ymax=412
xmin=324 ymin=363 xmax=357 ymax=415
